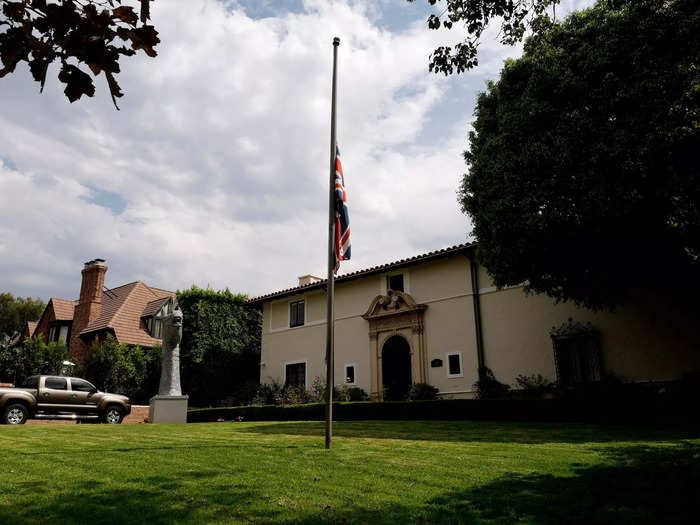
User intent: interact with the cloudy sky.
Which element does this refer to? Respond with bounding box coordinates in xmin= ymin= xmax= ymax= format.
xmin=0 ymin=0 xmax=591 ymax=301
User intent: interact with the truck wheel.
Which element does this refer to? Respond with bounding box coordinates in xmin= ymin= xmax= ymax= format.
xmin=3 ymin=404 xmax=28 ymax=425
xmin=103 ymin=406 xmax=124 ymax=424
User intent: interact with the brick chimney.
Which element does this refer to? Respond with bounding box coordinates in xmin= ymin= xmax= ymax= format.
xmin=69 ymin=259 xmax=107 ymax=361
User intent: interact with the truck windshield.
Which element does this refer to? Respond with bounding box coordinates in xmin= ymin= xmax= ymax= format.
xmin=21 ymin=376 xmax=39 ymax=388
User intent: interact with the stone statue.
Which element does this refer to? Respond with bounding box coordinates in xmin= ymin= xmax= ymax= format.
xmin=158 ymin=305 xmax=183 ymax=397
xmin=149 ymin=302 xmax=188 ymax=423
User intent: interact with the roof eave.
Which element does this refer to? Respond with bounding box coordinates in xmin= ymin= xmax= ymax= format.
xmin=247 ymin=243 xmax=474 ymax=305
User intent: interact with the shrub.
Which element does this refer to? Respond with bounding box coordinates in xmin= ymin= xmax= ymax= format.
xmin=78 ymin=335 xmax=160 ymax=404
xmin=336 ymin=384 xmax=370 ymax=402
xmin=473 ymin=367 xmax=510 ymax=399
xmin=249 ymin=378 xmax=369 ymax=406
xmin=515 ymin=374 xmax=556 ymax=398
xmin=407 ymin=383 xmax=439 ymax=401
xmin=310 ymin=376 xmax=326 ymax=402
xmin=0 ymin=336 xmax=68 ymax=384
xmin=280 ymin=385 xmax=313 ymax=405
xmin=252 ymin=380 xmax=283 ymax=405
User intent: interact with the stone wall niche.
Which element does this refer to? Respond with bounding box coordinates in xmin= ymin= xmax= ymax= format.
xmin=362 ymin=291 xmax=427 ymax=400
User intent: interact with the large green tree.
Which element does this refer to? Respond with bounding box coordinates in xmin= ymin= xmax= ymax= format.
xmin=460 ymin=0 xmax=699 ymax=309
xmin=409 ymin=0 xmax=558 ymax=74
xmin=0 ymin=335 xmax=67 ymax=384
xmin=177 ymin=286 xmax=262 ymax=406
xmin=0 ymin=292 xmax=45 ymax=338
xmin=0 ymin=0 xmax=158 ymax=108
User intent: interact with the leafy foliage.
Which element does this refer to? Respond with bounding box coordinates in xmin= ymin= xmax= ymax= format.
xmin=460 ymin=0 xmax=700 ymax=309
xmin=0 ymin=292 xmax=44 ymax=339
xmin=177 ymin=286 xmax=262 ymax=406
xmin=408 ymin=0 xmax=557 ymax=74
xmin=248 ymin=377 xmax=370 ymax=407
xmin=78 ymin=334 xmax=160 ymax=403
xmin=0 ymin=335 xmax=67 ymax=384
xmin=473 ymin=367 xmax=510 ymax=399
xmin=0 ymin=0 xmax=159 ymax=108
xmin=515 ymin=374 xmax=556 ymax=397
xmin=337 ymin=385 xmax=370 ymax=402
xmin=407 ymin=382 xmax=439 ymax=401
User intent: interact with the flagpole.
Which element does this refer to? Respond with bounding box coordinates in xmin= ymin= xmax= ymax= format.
xmin=325 ymin=36 xmax=340 ymax=450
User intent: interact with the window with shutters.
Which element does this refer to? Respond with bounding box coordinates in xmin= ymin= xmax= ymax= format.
xmin=289 ymin=300 xmax=305 ymax=328
xmin=285 ymin=362 xmax=306 ymax=388
xmin=551 ymin=320 xmax=602 ymax=387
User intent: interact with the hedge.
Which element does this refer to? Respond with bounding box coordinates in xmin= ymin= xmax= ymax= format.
xmin=187 ymin=398 xmax=700 ymax=424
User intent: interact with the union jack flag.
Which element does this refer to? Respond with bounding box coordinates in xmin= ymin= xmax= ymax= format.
xmin=334 ymin=144 xmax=351 ymax=272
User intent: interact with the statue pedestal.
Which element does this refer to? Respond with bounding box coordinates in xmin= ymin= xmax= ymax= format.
xmin=149 ymin=395 xmax=189 ymax=424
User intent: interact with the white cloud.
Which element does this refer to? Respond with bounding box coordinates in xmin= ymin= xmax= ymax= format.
xmin=0 ymin=0 xmax=520 ymax=300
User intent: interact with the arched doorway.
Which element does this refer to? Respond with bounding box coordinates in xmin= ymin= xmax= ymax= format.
xmin=382 ymin=335 xmax=412 ymax=401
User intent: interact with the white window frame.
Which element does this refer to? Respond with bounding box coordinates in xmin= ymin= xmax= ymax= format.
xmin=382 ymin=270 xmax=410 ymax=294
xmin=288 ymin=298 xmax=306 ymax=328
xmin=344 ymin=363 xmax=357 ymax=385
xmin=283 ymin=360 xmax=308 ymax=389
xmin=57 ymin=324 xmax=69 ymax=343
xmin=446 ymin=352 xmax=464 ymax=378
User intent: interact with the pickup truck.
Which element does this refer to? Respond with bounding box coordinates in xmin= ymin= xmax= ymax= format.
xmin=0 ymin=375 xmax=131 ymax=425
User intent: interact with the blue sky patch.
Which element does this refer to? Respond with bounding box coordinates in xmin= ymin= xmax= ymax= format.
xmin=1 ymin=156 xmax=17 ymax=170
xmin=80 ymin=186 xmax=127 ymax=215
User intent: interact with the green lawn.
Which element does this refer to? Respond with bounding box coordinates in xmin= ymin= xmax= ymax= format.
xmin=1 ymin=421 xmax=698 ymax=524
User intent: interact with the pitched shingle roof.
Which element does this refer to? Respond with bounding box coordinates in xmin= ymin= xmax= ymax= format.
xmin=248 ymin=242 xmax=474 ymax=304
xmin=26 ymin=321 xmax=38 ymax=337
xmin=51 ymin=298 xmax=77 ymax=321
xmin=80 ymin=282 xmax=175 ymax=347
xmin=141 ymin=297 xmax=171 ymax=318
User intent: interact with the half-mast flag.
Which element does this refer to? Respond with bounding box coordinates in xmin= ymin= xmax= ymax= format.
xmin=334 ymin=144 xmax=351 ymax=272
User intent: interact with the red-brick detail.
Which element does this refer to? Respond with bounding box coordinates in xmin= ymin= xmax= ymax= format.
xmin=70 ymin=262 xmax=108 ymax=361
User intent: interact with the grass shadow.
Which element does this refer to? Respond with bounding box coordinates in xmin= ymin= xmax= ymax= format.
xmin=1 ymin=436 xmax=698 ymax=524
xmin=234 ymin=420 xmax=700 ymax=444
xmin=281 ymin=441 xmax=700 ymax=524
xmin=0 ymin=469 xmax=278 ymax=525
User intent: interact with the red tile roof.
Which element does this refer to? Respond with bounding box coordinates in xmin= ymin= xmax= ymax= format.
xmin=248 ymin=242 xmax=474 ymax=304
xmin=80 ymin=282 xmax=175 ymax=347
xmin=141 ymin=297 xmax=170 ymax=318
xmin=27 ymin=321 xmax=38 ymax=337
xmin=51 ymin=298 xmax=77 ymax=321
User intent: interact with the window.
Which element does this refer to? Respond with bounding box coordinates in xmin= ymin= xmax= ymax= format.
xmin=447 ymin=352 xmax=463 ymax=377
xmin=289 ymin=300 xmax=305 ymax=328
xmin=70 ymin=378 xmax=95 ymax=392
xmin=387 ymin=274 xmax=404 ymax=292
xmin=58 ymin=325 xmax=69 ymax=343
xmin=48 ymin=325 xmax=56 ymax=342
xmin=22 ymin=376 xmax=39 ymax=389
xmin=553 ymin=335 xmax=602 ymax=387
xmin=152 ymin=318 xmax=163 ymax=339
xmin=345 ymin=364 xmax=356 ymax=385
xmin=285 ymin=362 xmax=306 ymax=388
xmin=45 ymin=377 xmax=67 ymax=390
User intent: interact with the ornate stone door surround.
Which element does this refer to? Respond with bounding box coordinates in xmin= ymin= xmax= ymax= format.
xmin=362 ymin=291 xmax=427 ymax=400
